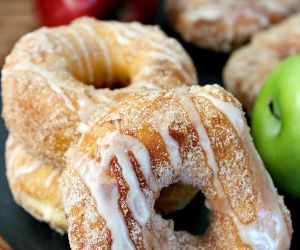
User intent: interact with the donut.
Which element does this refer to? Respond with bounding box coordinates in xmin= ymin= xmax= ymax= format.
xmin=5 ymin=135 xmax=197 ymax=233
xmin=2 ymin=17 xmax=196 ymax=168
xmin=5 ymin=135 xmax=67 ymax=234
xmin=60 ymin=85 xmax=292 ymax=249
xmin=224 ymin=14 xmax=300 ymax=111
xmin=166 ymin=0 xmax=300 ymax=52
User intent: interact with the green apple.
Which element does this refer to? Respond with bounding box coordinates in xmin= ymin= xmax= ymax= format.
xmin=252 ymin=54 xmax=300 ymax=197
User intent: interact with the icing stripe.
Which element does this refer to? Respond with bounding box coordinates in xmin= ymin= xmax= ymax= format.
xmin=81 ymin=159 xmax=135 ymax=250
xmin=109 ymin=23 xmax=191 ymax=82
xmin=79 ymin=23 xmax=113 ymax=84
xmin=179 ymin=88 xmax=289 ymax=250
xmin=69 ymin=28 xmax=94 ymax=83
xmin=108 ymin=24 xmax=131 ymax=45
xmin=12 ymin=62 xmax=98 ymax=124
xmin=176 ymin=89 xmax=226 ymax=201
xmin=42 ymin=29 xmax=85 ymax=78
xmin=153 ymin=124 xmax=182 ymax=178
xmin=197 ymin=93 xmax=245 ymax=136
xmin=80 ymin=131 xmax=158 ymax=249
xmin=45 ymin=168 xmax=61 ymax=187
xmin=14 ymin=162 xmax=41 ymax=178
xmin=12 ymin=62 xmax=76 ymax=112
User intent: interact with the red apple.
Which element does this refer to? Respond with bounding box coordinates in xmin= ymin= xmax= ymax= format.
xmin=33 ymin=0 xmax=113 ymax=27
xmin=114 ymin=0 xmax=157 ymax=23
xmin=33 ymin=0 xmax=157 ymax=27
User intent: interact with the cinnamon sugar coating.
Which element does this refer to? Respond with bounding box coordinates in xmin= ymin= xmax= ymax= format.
xmin=5 ymin=136 xmax=67 ymax=234
xmin=166 ymin=0 xmax=300 ymax=52
xmin=224 ymin=14 xmax=300 ymax=111
xmin=2 ymin=17 xmax=196 ymax=168
xmin=5 ymin=135 xmax=199 ymax=233
xmin=60 ymin=85 xmax=292 ymax=250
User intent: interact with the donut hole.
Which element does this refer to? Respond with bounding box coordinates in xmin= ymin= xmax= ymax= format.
xmin=91 ymin=75 xmax=131 ymax=90
xmin=155 ymin=183 xmax=209 ymax=236
xmin=109 ymin=77 xmax=131 ymax=90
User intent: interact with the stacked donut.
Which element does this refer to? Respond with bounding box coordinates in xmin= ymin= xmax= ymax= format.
xmin=224 ymin=14 xmax=300 ymax=111
xmin=166 ymin=0 xmax=300 ymax=52
xmin=2 ymin=17 xmax=293 ymax=249
xmin=2 ymin=17 xmax=196 ymax=233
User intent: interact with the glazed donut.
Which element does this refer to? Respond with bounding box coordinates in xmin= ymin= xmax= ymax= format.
xmin=2 ymin=17 xmax=196 ymax=167
xmin=5 ymin=135 xmax=67 ymax=234
xmin=5 ymin=135 xmax=197 ymax=232
xmin=166 ymin=0 xmax=300 ymax=52
xmin=60 ymin=85 xmax=292 ymax=249
xmin=224 ymin=14 xmax=300 ymax=111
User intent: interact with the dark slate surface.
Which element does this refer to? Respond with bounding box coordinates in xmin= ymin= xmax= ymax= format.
xmin=1 ymin=1 xmax=299 ymax=249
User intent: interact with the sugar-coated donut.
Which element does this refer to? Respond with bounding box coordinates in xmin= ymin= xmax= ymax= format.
xmin=2 ymin=17 xmax=196 ymax=168
xmin=5 ymin=136 xmax=67 ymax=234
xmin=5 ymin=135 xmax=198 ymax=233
xmin=60 ymin=85 xmax=292 ymax=249
xmin=166 ymin=0 xmax=300 ymax=52
xmin=224 ymin=14 xmax=300 ymax=111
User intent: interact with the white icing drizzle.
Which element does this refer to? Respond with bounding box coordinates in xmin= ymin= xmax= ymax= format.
xmin=45 ymin=168 xmax=60 ymax=187
xmin=12 ymin=61 xmax=98 ymax=124
xmin=76 ymin=97 xmax=98 ymax=123
xmin=78 ymin=87 xmax=290 ymax=249
xmin=197 ymin=93 xmax=245 ymax=136
xmin=179 ymin=89 xmax=289 ymax=250
xmin=151 ymin=115 xmax=182 ymax=178
xmin=6 ymin=139 xmax=23 ymax=167
xmin=129 ymin=23 xmax=183 ymax=61
xmin=14 ymin=162 xmax=41 ymax=178
xmin=108 ymin=24 xmax=131 ymax=45
xmin=6 ymin=138 xmax=41 ymax=178
xmin=110 ymin=23 xmax=191 ymax=82
xmin=77 ymin=122 xmax=90 ymax=133
xmin=81 ymin=159 xmax=135 ymax=250
xmin=35 ymin=29 xmax=52 ymax=48
xmin=80 ymin=131 xmax=158 ymax=249
xmin=79 ymin=23 xmax=113 ymax=84
xmin=12 ymin=62 xmax=76 ymax=112
xmin=176 ymin=88 xmax=226 ymax=201
xmin=148 ymin=51 xmax=190 ymax=82
xmin=115 ymin=151 xmax=150 ymax=225
xmin=42 ymin=29 xmax=84 ymax=77
xmin=69 ymin=28 xmax=94 ymax=83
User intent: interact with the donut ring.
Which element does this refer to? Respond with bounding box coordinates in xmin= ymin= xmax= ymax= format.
xmin=166 ymin=0 xmax=300 ymax=52
xmin=5 ymin=136 xmax=197 ymax=232
xmin=2 ymin=17 xmax=196 ymax=167
xmin=60 ymin=85 xmax=292 ymax=249
xmin=224 ymin=14 xmax=300 ymax=111
xmin=5 ymin=136 xmax=67 ymax=234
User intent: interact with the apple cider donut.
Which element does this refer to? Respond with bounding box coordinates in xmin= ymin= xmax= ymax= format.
xmin=5 ymin=135 xmax=67 ymax=234
xmin=166 ymin=0 xmax=300 ymax=52
xmin=60 ymin=85 xmax=292 ymax=249
xmin=224 ymin=14 xmax=300 ymax=111
xmin=5 ymin=137 xmax=197 ymax=233
xmin=2 ymin=17 xmax=196 ymax=167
